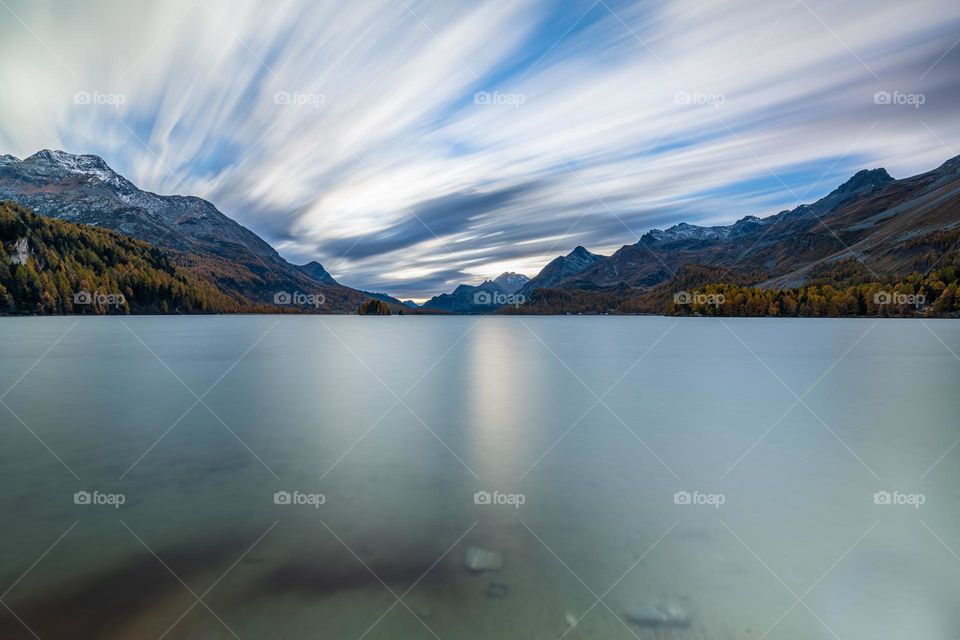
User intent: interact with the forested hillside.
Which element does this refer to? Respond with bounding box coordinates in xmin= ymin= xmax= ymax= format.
xmin=508 ymin=244 xmax=960 ymax=317
xmin=0 ymin=150 xmax=374 ymax=311
xmin=0 ymin=202 xmax=241 ymax=314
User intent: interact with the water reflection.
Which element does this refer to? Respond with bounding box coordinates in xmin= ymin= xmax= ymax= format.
xmin=0 ymin=317 xmax=958 ymax=639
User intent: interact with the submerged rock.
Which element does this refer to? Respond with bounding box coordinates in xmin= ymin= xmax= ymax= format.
xmin=463 ymin=546 xmax=503 ymax=572
xmin=413 ymin=604 xmax=433 ymax=619
xmin=624 ymin=602 xmax=689 ymax=628
xmin=486 ymin=582 xmax=509 ymax=599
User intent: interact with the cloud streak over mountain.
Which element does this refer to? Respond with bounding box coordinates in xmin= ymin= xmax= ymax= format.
xmin=1 ymin=0 xmax=958 ymax=297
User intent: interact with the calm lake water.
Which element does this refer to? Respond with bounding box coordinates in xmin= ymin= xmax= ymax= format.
xmin=0 ymin=316 xmax=958 ymax=639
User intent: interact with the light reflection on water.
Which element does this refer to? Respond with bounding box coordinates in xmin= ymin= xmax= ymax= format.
xmin=0 ymin=316 xmax=958 ymax=639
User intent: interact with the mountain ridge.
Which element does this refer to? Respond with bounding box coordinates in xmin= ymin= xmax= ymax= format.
xmin=0 ymin=149 xmax=372 ymax=311
xmin=505 ymin=154 xmax=960 ymax=315
xmin=422 ymin=271 xmax=530 ymax=313
xmin=550 ymin=158 xmax=956 ymax=293
xmin=516 ymin=246 xmax=603 ymax=299
xmin=4 ymin=147 xmax=960 ymax=315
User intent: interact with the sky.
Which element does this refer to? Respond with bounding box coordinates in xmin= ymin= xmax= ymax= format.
xmin=0 ymin=0 xmax=958 ymax=300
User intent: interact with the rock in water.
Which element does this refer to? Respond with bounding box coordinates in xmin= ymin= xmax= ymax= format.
xmin=413 ymin=604 xmax=433 ymax=619
xmin=463 ymin=546 xmax=504 ymax=572
xmin=486 ymin=582 xmax=509 ymax=599
xmin=624 ymin=602 xmax=689 ymax=628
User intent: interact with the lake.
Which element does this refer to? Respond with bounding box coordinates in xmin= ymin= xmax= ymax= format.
xmin=0 ymin=316 xmax=958 ymax=639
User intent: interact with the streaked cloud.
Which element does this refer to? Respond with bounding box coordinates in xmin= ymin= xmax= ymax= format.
xmin=0 ymin=0 xmax=958 ymax=298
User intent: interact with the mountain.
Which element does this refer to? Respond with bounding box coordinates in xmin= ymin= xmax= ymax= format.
xmin=359 ymin=290 xmax=423 ymax=311
xmin=296 ymin=261 xmax=338 ymax=285
xmin=421 ymin=271 xmax=531 ymax=313
xmin=6 ymin=147 xmax=958 ymax=317
xmin=1 ymin=151 xmax=273 ymax=256
xmin=493 ymin=271 xmax=530 ymax=293
xmin=512 ymin=155 xmax=960 ymax=316
xmin=0 ymin=150 xmax=371 ymax=311
xmin=517 ymin=246 xmax=602 ymax=298
xmin=0 ymin=202 xmax=240 ymax=314
xmin=422 ymin=282 xmax=496 ymax=313
xmin=422 ymin=271 xmax=530 ymax=313
xmin=530 ymin=157 xmax=958 ymax=293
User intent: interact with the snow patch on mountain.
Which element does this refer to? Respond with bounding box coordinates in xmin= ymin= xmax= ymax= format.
xmin=644 ymin=216 xmax=769 ymax=244
xmin=493 ymin=271 xmax=530 ymax=293
xmin=21 ymin=150 xmax=131 ymax=190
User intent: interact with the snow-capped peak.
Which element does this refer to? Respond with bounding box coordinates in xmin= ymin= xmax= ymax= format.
xmin=644 ymin=216 xmax=769 ymax=243
xmin=493 ymin=271 xmax=530 ymax=293
xmin=24 ymin=149 xmax=127 ymax=188
xmin=645 ymin=222 xmax=731 ymax=242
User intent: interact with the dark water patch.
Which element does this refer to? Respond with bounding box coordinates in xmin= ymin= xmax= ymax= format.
xmin=244 ymin=547 xmax=457 ymax=601
xmin=165 ymin=452 xmax=257 ymax=488
xmin=0 ymin=533 xmax=252 ymax=639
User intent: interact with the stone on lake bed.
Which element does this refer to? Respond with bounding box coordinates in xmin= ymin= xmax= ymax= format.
xmin=463 ymin=546 xmax=503 ymax=572
xmin=486 ymin=582 xmax=509 ymax=599
xmin=624 ymin=602 xmax=690 ymax=628
xmin=413 ymin=604 xmax=433 ymax=619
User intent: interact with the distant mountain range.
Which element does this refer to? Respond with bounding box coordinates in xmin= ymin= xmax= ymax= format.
xmin=422 ymin=271 xmax=530 ymax=313
xmin=0 ymin=150 xmax=370 ymax=311
xmin=2 ymin=148 xmax=959 ymax=316
xmin=518 ymin=156 xmax=959 ymax=295
xmin=424 ymin=154 xmax=960 ymax=316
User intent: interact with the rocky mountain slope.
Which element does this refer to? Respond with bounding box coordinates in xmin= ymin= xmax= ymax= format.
xmin=516 ymin=246 xmax=602 ymax=298
xmin=422 ymin=272 xmax=529 ymax=313
xmin=295 ymin=260 xmax=339 ymax=285
xmin=530 ymin=156 xmax=960 ymax=295
xmin=0 ymin=150 xmax=369 ymax=311
xmin=493 ymin=271 xmax=530 ymax=293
